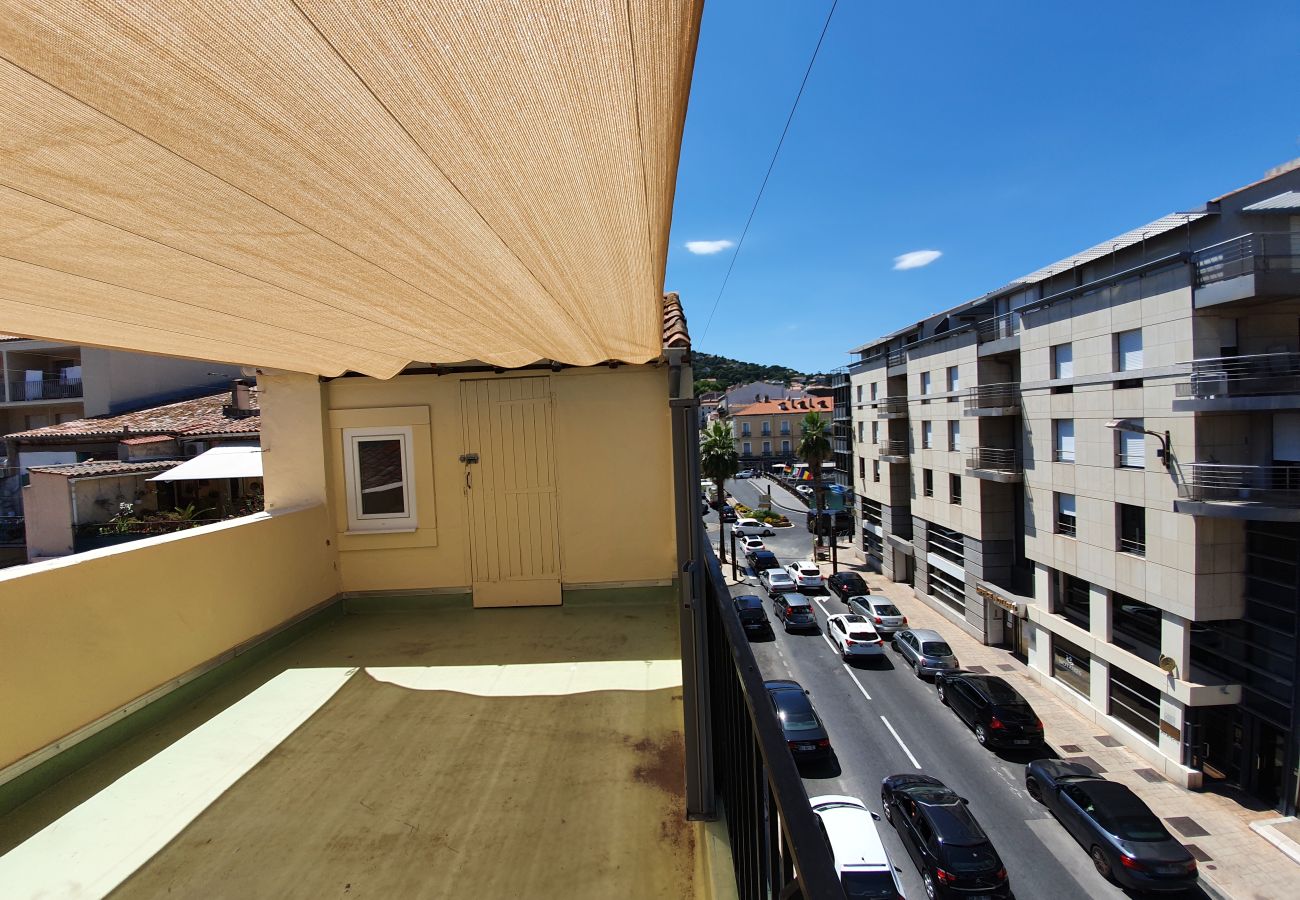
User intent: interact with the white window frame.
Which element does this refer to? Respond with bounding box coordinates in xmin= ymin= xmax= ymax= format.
xmin=342 ymin=425 xmax=417 ymax=532
xmin=1052 ymin=343 xmax=1073 ymax=379
xmin=1056 ymin=492 xmax=1077 ymax=536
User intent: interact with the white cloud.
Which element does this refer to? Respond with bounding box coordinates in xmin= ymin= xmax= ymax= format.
xmin=893 ymin=249 xmax=943 ymax=271
xmin=685 ymin=239 xmax=734 ymax=255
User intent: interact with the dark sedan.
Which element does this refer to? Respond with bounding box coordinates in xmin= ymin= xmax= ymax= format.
xmin=826 ymin=571 xmax=869 ymax=602
xmin=880 ymin=774 xmax=1012 ymax=899
xmin=1025 ymin=760 xmax=1198 ymax=892
xmin=732 ymin=594 xmax=772 ymax=639
xmin=746 ymin=548 xmax=781 ymax=572
xmin=935 ymin=672 xmax=1045 ymax=750
xmin=764 ymin=680 xmax=831 ymax=762
xmin=773 ymin=592 xmax=819 ymax=633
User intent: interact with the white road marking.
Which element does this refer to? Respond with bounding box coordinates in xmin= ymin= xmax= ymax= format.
xmin=820 ymin=632 xmax=839 ymax=655
xmin=880 ymin=715 xmax=921 ymax=769
xmin=842 ymin=665 xmax=872 ymax=700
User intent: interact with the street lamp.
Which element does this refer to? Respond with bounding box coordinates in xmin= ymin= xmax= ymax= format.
xmin=1105 ymin=419 xmax=1172 ymax=469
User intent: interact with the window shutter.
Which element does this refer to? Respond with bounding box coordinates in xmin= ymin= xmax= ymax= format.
xmin=1118 ymin=330 xmax=1143 ymax=371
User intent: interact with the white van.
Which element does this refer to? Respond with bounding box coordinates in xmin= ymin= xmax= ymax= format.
xmin=810 ymin=794 xmax=906 ymax=898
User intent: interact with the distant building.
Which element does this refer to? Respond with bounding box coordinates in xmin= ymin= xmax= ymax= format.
xmin=717 ymin=380 xmax=804 ymax=415
xmin=730 ymin=396 xmax=831 ymax=468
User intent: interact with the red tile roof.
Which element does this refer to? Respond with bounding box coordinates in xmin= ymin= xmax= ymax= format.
xmin=120 ymin=434 xmax=176 ymax=446
xmin=7 ymin=390 xmax=259 ymax=443
xmin=730 ymin=397 xmax=832 ymax=417
xmin=662 ymin=292 xmax=689 ymax=350
xmin=26 ymin=459 xmax=181 ymax=478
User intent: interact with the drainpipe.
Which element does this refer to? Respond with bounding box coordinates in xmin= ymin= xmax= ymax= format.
xmin=666 ymin=346 xmax=714 ymax=819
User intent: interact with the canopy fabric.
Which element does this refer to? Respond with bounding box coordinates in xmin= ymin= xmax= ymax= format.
xmin=0 ymin=1 xmax=702 ymax=378
xmin=150 ymin=447 xmax=264 ymax=482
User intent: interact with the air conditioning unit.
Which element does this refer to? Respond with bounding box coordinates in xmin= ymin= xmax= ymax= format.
xmin=184 ymin=441 xmax=208 ymax=458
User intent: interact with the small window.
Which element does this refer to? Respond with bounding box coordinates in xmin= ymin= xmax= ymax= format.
xmin=920 ymin=371 xmax=931 ymax=403
xmin=741 ymin=423 xmax=751 ymax=436
xmin=1059 ymin=574 xmax=1091 ymax=629
xmin=1052 ymin=343 xmax=1073 ymax=380
xmin=1116 ymin=329 xmax=1143 ymax=372
xmin=873 ymin=460 xmax=881 ymax=483
xmin=780 ymin=420 xmax=791 ymax=435
xmin=856 ymin=385 xmax=863 ymax=403
xmin=946 ymin=365 xmax=960 ymax=394
xmin=1117 ymin=423 xmax=1145 ymax=469
xmin=742 ymin=441 xmax=752 ymax=455
xmin=762 ymin=422 xmax=771 ymax=435
xmin=870 ymin=382 xmax=879 ymax=401
xmin=1053 ymin=419 xmax=1075 ymax=463
xmin=782 ymin=439 xmax=791 ymax=452
xmin=950 ymin=474 xmax=962 ymax=505
xmin=1056 ymin=492 xmax=1077 ymax=536
xmin=871 ymin=421 xmax=879 ymax=445
xmin=923 ymin=468 xmax=934 ymax=497
xmin=343 ymin=426 xmax=417 ymax=532
xmin=859 ymin=457 xmax=866 ymax=479
xmin=857 ymin=421 xmax=864 ymax=442
xmin=763 ymin=440 xmax=771 ymax=454
xmin=948 ymin=420 xmax=961 ymax=452
xmin=1118 ymin=503 xmax=1145 ymax=556
xmin=922 ymin=420 xmax=933 ymax=449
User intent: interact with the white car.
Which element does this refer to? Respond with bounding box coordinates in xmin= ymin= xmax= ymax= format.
xmin=827 ymin=614 xmax=885 ymax=659
xmin=785 ymin=560 xmax=824 ymax=592
xmin=809 ymin=795 xmax=907 ymax=898
xmin=796 ymin=484 xmax=814 ymax=496
xmin=734 ymin=517 xmax=775 ymax=537
xmin=846 ymin=595 xmax=908 ymax=635
xmin=760 ymin=569 xmax=796 ymax=595
xmin=739 ymin=535 xmax=765 ymax=553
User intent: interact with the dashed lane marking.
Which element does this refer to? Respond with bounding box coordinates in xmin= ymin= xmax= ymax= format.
xmin=843 ymin=665 xmax=872 ymax=701
xmin=880 ymin=715 xmax=921 ymax=769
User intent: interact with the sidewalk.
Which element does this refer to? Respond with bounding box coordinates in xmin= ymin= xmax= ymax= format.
xmin=818 ymin=545 xmax=1298 ymax=900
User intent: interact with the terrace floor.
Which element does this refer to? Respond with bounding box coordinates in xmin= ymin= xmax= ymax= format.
xmin=0 ymin=588 xmax=705 ymax=899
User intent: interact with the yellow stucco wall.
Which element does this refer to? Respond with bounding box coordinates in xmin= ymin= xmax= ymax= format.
xmin=0 ymin=506 xmax=339 ymax=771
xmin=324 ymin=366 xmax=677 ymax=593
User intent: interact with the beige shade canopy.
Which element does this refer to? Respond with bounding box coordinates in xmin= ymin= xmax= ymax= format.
xmin=0 ymin=1 xmax=701 ymax=378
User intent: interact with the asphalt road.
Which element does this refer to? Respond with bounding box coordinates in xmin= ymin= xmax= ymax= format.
xmin=705 ymin=476 xmax=1208 ymax=900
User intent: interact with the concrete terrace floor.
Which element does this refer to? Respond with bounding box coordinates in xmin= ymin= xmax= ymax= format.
xmin=0 ymin=589 xmax=703 ymax=899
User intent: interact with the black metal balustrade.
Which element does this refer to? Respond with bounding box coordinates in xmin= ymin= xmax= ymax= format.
xmin=701 ymin=543 xmax=844 ymax=900
xmin=963 ymin=383 xmax=1021 ymax=413
xmin=1195 ymin=233 xmax=1300 ymax=286
xmin=1178 ymin=464 xmax=1300 ymax=505
xmin=1175 ymin=353 xmax=1300 ymax=399
xmin=877 ymin=396 xmax=908 ymax=418
xmin=6 ymin=378 xmax=83 ymax=401
xmin=966 ymin=447 xmax=1021 ymax=474
xmin=976 ymin=311 xmax=1020 ymax=343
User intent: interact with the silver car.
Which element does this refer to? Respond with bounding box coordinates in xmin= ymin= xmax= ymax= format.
xmin=891 ymin=628 xmax=959 ymax=679
xmin=847 ymin=595 xmax=907 ymax=635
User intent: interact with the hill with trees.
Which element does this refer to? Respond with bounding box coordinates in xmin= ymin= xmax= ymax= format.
xmin=692 ymin=352 xmax=815 ymax=392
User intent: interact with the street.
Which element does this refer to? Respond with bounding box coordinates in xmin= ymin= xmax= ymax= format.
xmin=706 ymin=475 xmax=1209 ymax=900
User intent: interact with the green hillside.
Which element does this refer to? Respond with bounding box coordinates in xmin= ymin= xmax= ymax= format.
xmin=692 ymin=352 xmax=811 ymax=392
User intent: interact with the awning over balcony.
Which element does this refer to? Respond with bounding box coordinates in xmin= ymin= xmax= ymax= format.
xmin=0 ymin=1 xmax=702 ymax=378
xmin=150 ymin=447 xmax=263 ymax=482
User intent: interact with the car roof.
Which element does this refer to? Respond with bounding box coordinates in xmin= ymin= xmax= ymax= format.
xmin=956 ymin=674 xmax=1028 ymax=704
xmin=909 ymin=628 xmax=944 ymax=641
xmin=734 ymin=595 xmax=763 ymax=608
xmin=812 ymin=800 xmax=890 ymax=866
xmin=1032 ymin=759 xmax=1100 ymax=781
xmin=922 ymin=801 xmax=989 ymax=846
xmin=780 ymin=592 xmax=811 ymax=605
xmin=764 ymin=679 xmax=803 ymax=692
xmin=752 ymin=549 xmax=777 ymax=558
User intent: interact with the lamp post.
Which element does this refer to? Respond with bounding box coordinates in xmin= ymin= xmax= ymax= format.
xmin=1105 ymin=419 xmax=1172 ymax=469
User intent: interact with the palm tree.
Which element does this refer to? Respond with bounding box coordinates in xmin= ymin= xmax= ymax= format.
xmin=797 ymin=411 xmax=831 ymax=547
xmin=700 ymin=419 xmax=739 ymax=562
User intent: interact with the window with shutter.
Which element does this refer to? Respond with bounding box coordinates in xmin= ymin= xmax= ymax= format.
xmin=1117 ymin=329 xmax=1143 ymax=372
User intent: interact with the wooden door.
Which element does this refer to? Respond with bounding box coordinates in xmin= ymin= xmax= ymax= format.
xmin=460 ymin=376 xmax=562 ymax=607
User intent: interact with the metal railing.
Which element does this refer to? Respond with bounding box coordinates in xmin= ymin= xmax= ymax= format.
xmin=879 ymin=438 xmax=909 ymax=457
xmin=887 ymin=348 xmax=907 ymax=367
xmin=1118 ymin=536 xmax=1146 ymax=556
xmin=963 ymin=382 xmax=1021 ymax=412
xmin=1178 ymin=463 xmax=1300 ymax=505
xmin=966 ymin=447 xmax=1021 ymax=473
xmin=702 ymin=544 xmax=845 ymax=899
xmin=1195 ymin=233 xmax=1300 ymax=287
xmin=977 ymin=311 xmax=1020 ymax=344
xmin=1174 ymin=353 xmax=1300 ymax=399
xmin=6 ymin=378 xmax=83 ymax=402
xmin=877 ymin=396 xmax=908 ymax=417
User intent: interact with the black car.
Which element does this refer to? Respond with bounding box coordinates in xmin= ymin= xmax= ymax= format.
xmin=719 ymin=504 xmax=738 ymax=523
xmin=746 ymin=549 xmax=781 ymax=572
xmin=764 ymin=679 xmax=831 ymax=762
xmin=880 ymin=774 xmax=1012 ymax=899
xmin=826 ymin=571 xmax=869 ymax=602
xmin=772 ymin=592 xmax=818 ymax=632
xmin=1025 ymin=760 xmax=1198 ymax=892
xmin=935 ymin=672 xmax=1044 ymax=750
xmin=732 ymin=594 xmax=772 ymax=638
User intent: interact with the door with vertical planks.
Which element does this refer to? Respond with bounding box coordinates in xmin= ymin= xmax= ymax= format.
xmin=460 ymin=376 xmax=562 ymax=606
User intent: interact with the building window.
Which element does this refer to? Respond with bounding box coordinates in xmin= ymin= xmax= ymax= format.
xmin=1118 ymin=503 xmax=1146 ymax=556
xmin=859 ymin=457 xmax=866 ymax=479
xmin=1053 ymin=418 xmax=1075 ymax=462
xmin=1112 ymin=594 xmax=1160 ymax=664
xmin=1059 ymin=574 xmax=1091 ymax=630
xmin=872 ymin=460 xmax=880 ymax=482
xmin=1116 ymin=421 xmax=1145 ymax=469
xmin=950 ymin=474 xmax=962 ymax=505
xmin=742 ymin=441 xmax=752 ymax=455
xmin=871 ymin=422 xmax=879 ymax=445
xmin=922 ymin=420 xmax=933 ymax=449
xmin=762 ymin=422 xmax=771 ymax=436
xmin=857 ymin=421 xmax=864 ymax=442
xmin=1109 ymin=667 xmax=1160 ymax=743
xmin=870 ymin=382 xmax=879 ymax=401
xmin=1055 ymin=493 xmax=1077 ymax=536
xmin=856 ymin=385 xmax=863 ymax=403
xmin=1052 ymin=634 xmax=1092 ymax=698
xmin=946 ymin=365 xmax=959 ymax=394
xmin=923 ymin=468 xmax=934 ymax=497
xmin=948 ymin=420 xmax=961 ymax=452
xmin=741 ymin=422 xmax=750 ymax=436
xmin=763 ymin=441 xmax=771 ymax=454
xmin=780 ymin=420 xmax=791 ymax=435
xmin=342 ymin=426 xmax=417 ymax=532
xmin=782 ymin=439 xmax=791 ymax=453
xmin=1052 ymin=342 xmax=1073 ymax=379
xmin=920 ymin=371 xmax=931 ymax=403
xmin=1116 ymin=328 xmax=1143 ymax=372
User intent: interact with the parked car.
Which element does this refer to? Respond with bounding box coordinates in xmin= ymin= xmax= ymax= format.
xmin=736 ymin=468 xmax=756 ymax=479
xmin=719 ymin=504 xmax=737 ymax=523
xmin=739 ymin=535 xmax=766 ymax=554
xmin=847 ymin=596 xmax=907 ymax=635
xmin=785 ymin=559 xmax=825 ymax=593
xmin=796 ymin=483 xmax=814 ymax=497
xmin=765 ymin=680 xmax=831 ymax=762
xmin=748 ymin=549 xmax=782 ymax=573
xmin=810 ymin=795 xmax=907 ymax=899
xmin=734 ymin=517 xmax=776 ymax=537
xmin=881 ymin=774 xmax=1011 ymax=899
xmin=1025 ymin=760 xmax=1198 ymax=892
xmin=826 ymin=614 xmax=885 ymax=660
xmin=892 ymin=629 xmax=959 ymax=679
xmin=732 ymin=594 xmax=773 ymax=639
xmin=773 ymin=592 xmax=819 ymax=633
xmin=935 ymin=672 xmax=1044 ymax=750
xmin=827 ymin=571 xmax=869 ymax=601
xmin=761 ymin=568 xmax=797 ymax=595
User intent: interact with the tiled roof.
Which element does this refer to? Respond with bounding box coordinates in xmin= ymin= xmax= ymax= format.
xmin=26 ymin=459 xmax=181 ymax=478
xmin=120 ymin=434 xmax=176 ymax=446
xmin=731 ymin=397 xmax=832 ymax=417
xmin=662 ymin=292 xmax=689 ymax=350
xmin=7 ymin=390 xmax=259 ymax=442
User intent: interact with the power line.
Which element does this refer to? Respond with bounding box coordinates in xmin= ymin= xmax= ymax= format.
xmin=699 ymin=0 xmax=839 ymax=342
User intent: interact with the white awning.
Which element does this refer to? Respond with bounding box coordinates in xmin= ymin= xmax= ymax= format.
xmin=150 ymin=447 xmax=263 ymax=482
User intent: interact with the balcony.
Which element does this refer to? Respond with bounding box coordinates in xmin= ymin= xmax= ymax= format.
xmin=963 ymin=383 xmax=1021 ymax=416
xmin=976 ymin=311 xmax=1020 ymax=354
xmin=1173 ymin=353 xmax=1300 ymax=411
xmin=1193 ymin=233 xmax=1300 ymax=308
xmin=876 ymin=396 xmax=908 ymax=419
xmin=886 ymin=348 xmax=907 ymax=370
xmin=1175 ymin=463 xmax=1300 ymax=521
xmin=965 ymin=447 xmax=1022 ymax=482
xmin=879 ymin=439 xmax=910 ymax=463
xmin=4 ymin=378 xmax=83 ymax=403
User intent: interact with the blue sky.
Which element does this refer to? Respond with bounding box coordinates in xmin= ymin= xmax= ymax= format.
xmin=665 ymin=0 xmax=1300 ymax=374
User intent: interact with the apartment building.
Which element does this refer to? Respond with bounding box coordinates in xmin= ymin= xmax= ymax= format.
xmin=830 ymin=368 xmax=852 ymax=488
xmin=849 ymin=160 xmax=1300 ymax=814
xmin=730 ymin=396 xmax=832 ymax=467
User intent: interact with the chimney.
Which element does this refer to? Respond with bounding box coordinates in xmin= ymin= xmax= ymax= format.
xmin=225 ymin=380 xmax=257 ymax=417
xmin=764 ymin=394 xmax=770 ymax=403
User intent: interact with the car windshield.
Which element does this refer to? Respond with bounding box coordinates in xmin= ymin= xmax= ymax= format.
xmin=944 ymin=844 xmax=999 ymax=874
xmin=980 ymin=678 xmax=1027 ymax=705
xmin=873 ymin=603 xmax=902 ymax=616
xmin=921 ymin=641 xmax=953 ymax=657
xmin=840 ymin=870 xmax=899 ymax=898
